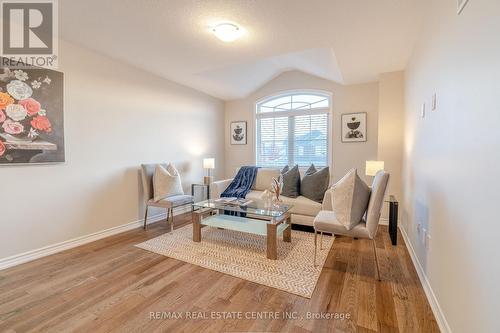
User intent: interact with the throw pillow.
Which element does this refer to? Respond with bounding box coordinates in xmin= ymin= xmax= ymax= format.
xmin=331 ymin=168 xmax=370 ymax=230
xmin=300 ymin=164 xmax=330 ymax=203
xmin=281 ymin=165 xmax=300 ymax=198
xmin=153 ymin=163 xmax=184 ymax=202
xmin=304 ymin=164 xmax=316 ymax=176
xmin=253 ymin=168 xmax=281 ymax=191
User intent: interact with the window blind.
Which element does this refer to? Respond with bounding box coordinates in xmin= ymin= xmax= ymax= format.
xmin=256 ymin=92 xmax=330 ymax=168
xmin=293 ymin=113 xmax=328 ymax=167
xmin=256 ymin=116 xmax=289 ymax=168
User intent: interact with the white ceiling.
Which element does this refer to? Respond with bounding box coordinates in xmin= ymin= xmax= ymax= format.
xmin=60 ymin=0 xmax=423 ymax=100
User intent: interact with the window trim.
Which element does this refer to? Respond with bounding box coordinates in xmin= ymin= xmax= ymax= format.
xmin=256 ymin=89 xmax=332 ymax=114
xmin=254 ymin=89 xmax=333 ymax=169
xmin=256 ymin=108 xmax=329 ymax=119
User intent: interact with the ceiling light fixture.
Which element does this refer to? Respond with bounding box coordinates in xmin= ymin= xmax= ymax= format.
xmin=212 ymin=23 xmax=241 ymax=42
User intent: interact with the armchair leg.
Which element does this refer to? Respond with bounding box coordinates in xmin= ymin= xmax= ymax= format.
xmin=314 ymin=230 xmax=318 ymax=267
xmin=143 ymin=205 xmax=149 ymax=230
xmin=170 ymin=208 xmax=174 ymax=234
xmin=372 ymin=239 xmax=381 ymax=281
xmin=320 ymin=232 xmax=323 ymax=250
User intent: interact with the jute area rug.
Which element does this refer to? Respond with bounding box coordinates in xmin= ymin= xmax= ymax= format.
xmin=135 ymin=224 xmax=334 ymax=298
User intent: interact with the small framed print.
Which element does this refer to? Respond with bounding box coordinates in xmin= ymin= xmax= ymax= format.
xmin=230 ymin=121 xmax=247 ymax=145
xmin=341 ymin=112 xmax=367 ymax=143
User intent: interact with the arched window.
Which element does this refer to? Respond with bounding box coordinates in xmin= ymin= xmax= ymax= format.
xmin=256 ymin=90 xmax=331 ymax=168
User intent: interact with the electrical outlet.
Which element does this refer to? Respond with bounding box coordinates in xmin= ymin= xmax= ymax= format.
xmin=421 ymin=103 xmax=426 ymax=118
xmin=432 ymin=93 xmax=437 ymax=111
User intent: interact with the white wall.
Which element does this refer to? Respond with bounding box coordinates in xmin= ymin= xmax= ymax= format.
xmin=404 ymin=0 xmax=500 ymax=332
xmin=0 ymin=40 xmax=225 ymax=259
xmin=224 ymin=71 xmax=379 ymax=184
xmin=378 ymin=71 xmax=405 ymax=218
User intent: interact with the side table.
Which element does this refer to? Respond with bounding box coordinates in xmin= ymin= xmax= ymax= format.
xmin=385 ymin=195 xmax=399 ymax=245
xmin=191 ymin=183 xmax=210 ymax=206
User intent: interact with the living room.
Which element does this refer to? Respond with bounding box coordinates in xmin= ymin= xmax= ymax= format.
xmin=0 ymin=0 xmax=498 ymax=332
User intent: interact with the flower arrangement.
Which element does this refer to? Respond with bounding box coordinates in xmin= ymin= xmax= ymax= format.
xmin=271 ymin=175 xmax=283 ymax=204
xmin=0 ymin=68 xmax=52 ymax=157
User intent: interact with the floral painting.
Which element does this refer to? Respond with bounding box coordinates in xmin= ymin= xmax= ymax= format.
xmin=0 ymin=63 xmax=64 ymax=164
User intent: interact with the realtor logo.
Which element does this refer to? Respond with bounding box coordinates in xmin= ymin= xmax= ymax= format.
xmin=1 ymin=0 xmax=58 ymax=68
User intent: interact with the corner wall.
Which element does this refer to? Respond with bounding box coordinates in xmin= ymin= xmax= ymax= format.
xmin=378 ymin=71 xmax=405 ymax=218
xmin=403 ymin=0 xmax=500 ymax=331
xmin=0 ymin=40 xmax=225 ymax=260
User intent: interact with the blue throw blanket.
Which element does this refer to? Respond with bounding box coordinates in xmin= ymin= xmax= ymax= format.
xmin=221 ymin=166 xmax=258 ymax=199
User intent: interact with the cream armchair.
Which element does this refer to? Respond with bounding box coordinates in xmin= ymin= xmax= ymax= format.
xmin=321 ymin=188 xmax=334 ymax=211
xmin=313 ymin=171 xmax=390 ymax=281
xmin=141 ymin=164 xmax=194 ymax=233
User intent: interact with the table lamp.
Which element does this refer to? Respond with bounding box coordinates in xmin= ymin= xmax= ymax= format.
xmin=365 ymin=160 xmax=384 ymax=177
xmin=203 ymin=158 xmax=215 ymax=185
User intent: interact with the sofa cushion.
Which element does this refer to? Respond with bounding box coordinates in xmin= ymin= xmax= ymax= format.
xmin=245 ymin=190 xmax=266 ymax=202
xmin=300 ymin=164 xmax=330 ymax=203
xmin=281 ymin=165 xmax=300 ymax=198
xmin=331 ymin=168 xmax=370 ymax=230
xmin=313 ymin=210 xmax=370 ymax=239
xmin=252 ymin=168 xmax=280 ymax=191
xmin=290 ymin=214 xmax=315 ymax=226
xmin=281 ymin=195 xmax=322 ymax=217
xmin=244 ymin=190 xmax=321 ymax=217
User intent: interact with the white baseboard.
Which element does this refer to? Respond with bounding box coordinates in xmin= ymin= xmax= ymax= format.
xmin=0 ymin=206 xmax=191 ymax=271
xmin=399 ymin=225 xmax=451 ymax=333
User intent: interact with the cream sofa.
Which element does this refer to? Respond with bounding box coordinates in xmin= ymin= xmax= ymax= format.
xmin=210 ymin=168 xmax=332 ymax=226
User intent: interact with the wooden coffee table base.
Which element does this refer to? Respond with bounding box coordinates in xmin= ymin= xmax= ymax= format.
xmin=193 ymin=210 xmax=291 ymax=260
xmin=266 ymin=216 xmax=292 ymax=260
xmin=192 ymin=208 xmax=210 ymax=242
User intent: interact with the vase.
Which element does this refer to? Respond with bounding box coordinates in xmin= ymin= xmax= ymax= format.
xmin=0 ymin=133 xmax=35 ymax=143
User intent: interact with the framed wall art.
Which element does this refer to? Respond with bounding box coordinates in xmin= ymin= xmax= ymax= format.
xmin=0 ymin=62 xmax=64 ymax=164
xmin=230 ymin=121 xmax=247 ymax=145
xmin=341 ymin=112 xmax=366 ymax=143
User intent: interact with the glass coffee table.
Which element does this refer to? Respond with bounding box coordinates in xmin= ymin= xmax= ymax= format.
xmin=192 ymin=199 xmax=292 ymax=260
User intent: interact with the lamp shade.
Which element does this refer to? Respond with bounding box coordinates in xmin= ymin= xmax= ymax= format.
xmin=203 ymin=158 xmax=215 ymax=169
xmin=365 ymin=161 xmax=384 ymax=176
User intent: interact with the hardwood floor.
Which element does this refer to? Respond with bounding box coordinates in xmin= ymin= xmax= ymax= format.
xmin=0 ymin=213 xmax=439 ymax=332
